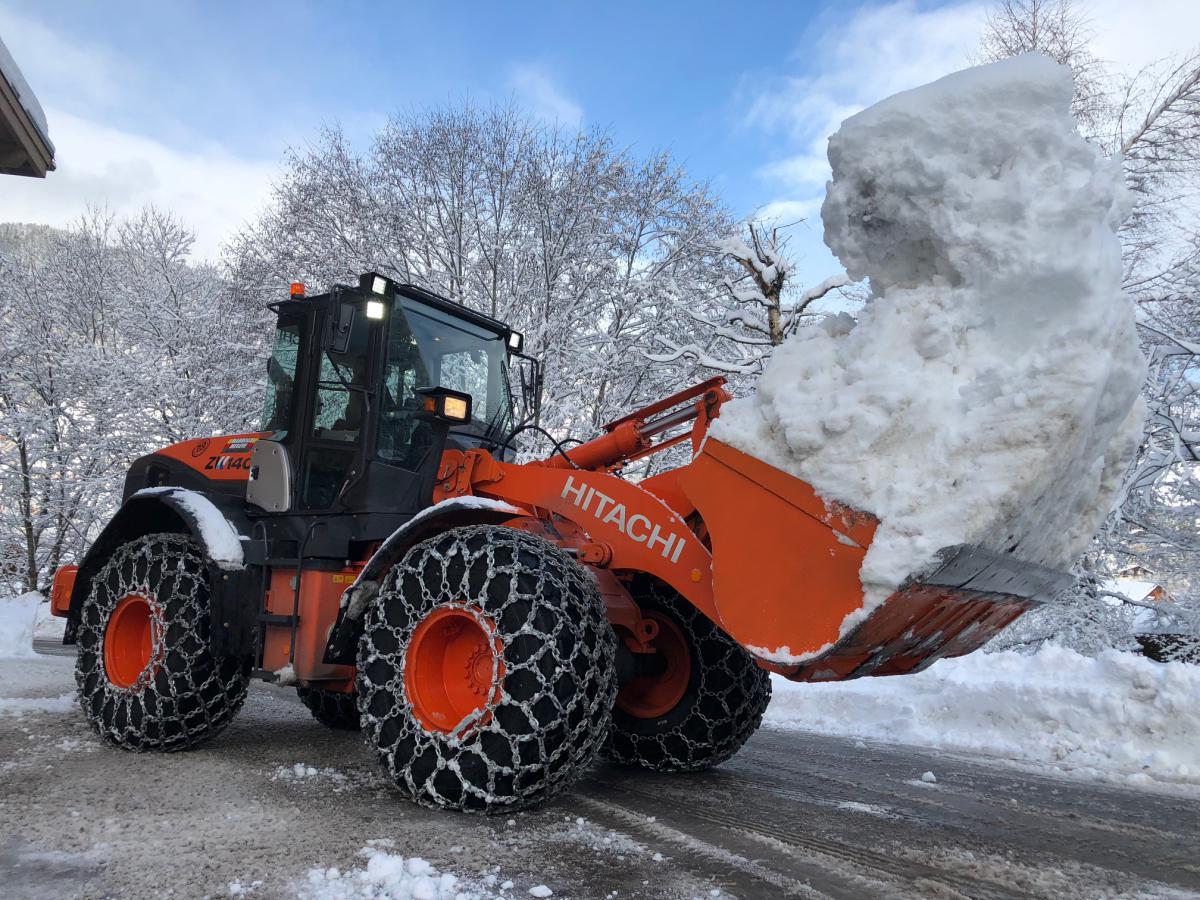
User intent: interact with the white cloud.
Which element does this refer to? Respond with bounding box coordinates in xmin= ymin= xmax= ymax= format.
xmin=1084 ymin=0 xmax=1200 ymax=70
xmin=0 ymin=6 xmax=279 ymax=261
xmin=0 ymin=6 xmax=132 ymax=115
xmin=742 ymin=0 xmax=1200 ymax=282
xmin=508 ymin=64 xmax=583 ymax=124
xmin=746 ymin=1 xmax=986 ymax=195
xmin=0 ymin=109 xmax=277 ymax=260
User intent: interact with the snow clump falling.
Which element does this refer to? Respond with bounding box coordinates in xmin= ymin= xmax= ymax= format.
xmin=712 ymin=54 xmax=1146 ymax=613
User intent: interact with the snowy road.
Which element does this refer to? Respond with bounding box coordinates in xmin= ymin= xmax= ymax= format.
xmin=3 ymin=650 xmax=1199 ymax=899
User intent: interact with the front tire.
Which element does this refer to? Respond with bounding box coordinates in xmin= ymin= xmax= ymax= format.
xmin=603 ymin=580 xmax=771 ymax=772
xmin=357 ymin=525 xmax=617 ymax=814
xmin=75 ymin=533 xmax=250 ymax=751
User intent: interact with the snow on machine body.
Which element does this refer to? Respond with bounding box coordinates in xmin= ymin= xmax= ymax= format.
xmin=50 ymin=273 xmax=1069 ymax=812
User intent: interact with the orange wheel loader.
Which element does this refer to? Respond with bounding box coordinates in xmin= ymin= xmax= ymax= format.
xmin=49 ymin=273 xmax=1070 ymax=813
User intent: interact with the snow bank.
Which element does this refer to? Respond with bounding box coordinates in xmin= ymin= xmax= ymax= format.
xmin=711 ymin=55 xmax=1145 ymax=642
xmin=767 ymin=647 xmax=1200 ymax=793
xmin=0 ymin=592 xmax=41 ymax=658
xmin=0 ymin=692 xmax=76 ymax=716
xmin=33 ymin=595 xmax=66 ymax=642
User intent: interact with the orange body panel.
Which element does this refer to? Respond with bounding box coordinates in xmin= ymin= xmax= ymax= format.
xmin=50 ymin=564 xmax=78 ymax=617
xmin=675 ymin=439 xmax=877 ymax=661
xmin=262 ymin=566 xmax=358 ymax=688
xmin=441 ymin=416 xmax=1040 ymax=682
xmin=439 ymin=449 xmax=720 ymax=625
xmin=156 ymin=432 xmax=269 ymax=482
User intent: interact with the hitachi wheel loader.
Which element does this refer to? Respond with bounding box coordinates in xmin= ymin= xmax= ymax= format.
xmin=49 ymin=273 xmax=1070 ymax=813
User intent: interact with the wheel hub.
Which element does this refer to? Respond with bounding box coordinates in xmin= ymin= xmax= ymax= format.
xmin=103 ymin=594 xmax=159 ymax=690
xmin=405 ymin=606 xmax=503 ymax=736
xmin=616 ymin=611 xmax=691 ymax=718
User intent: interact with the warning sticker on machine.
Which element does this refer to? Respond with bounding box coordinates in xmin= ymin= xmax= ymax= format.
xmin=223 ymin=437 xmax=260 ymax=454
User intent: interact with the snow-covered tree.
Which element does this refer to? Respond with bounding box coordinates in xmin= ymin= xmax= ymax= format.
xmin=227 ymin=101 xmax=734 ymax=442
xmin=0 ymin=211 xmax=262 ymax=595
xmin=645 ymin=221 xmax=850 ymax=378
xmin=979 ymin=0 xmax=1200 ymax=651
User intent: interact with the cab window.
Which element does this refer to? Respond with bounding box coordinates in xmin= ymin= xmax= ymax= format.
xmin=261 ymin=320 xmax=302 ymax=434
xmin=377 ymin=310 xmax=433 ymax=470
xmin=301 ymin=306 xmax=370 ymax=508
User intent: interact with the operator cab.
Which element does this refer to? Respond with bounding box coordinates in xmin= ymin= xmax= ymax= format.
xmin=249 ymin=273 xmax=537 ymax=518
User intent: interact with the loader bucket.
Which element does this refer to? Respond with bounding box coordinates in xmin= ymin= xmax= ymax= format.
xmin=676 ymin=439 xmax=1073 ymax=682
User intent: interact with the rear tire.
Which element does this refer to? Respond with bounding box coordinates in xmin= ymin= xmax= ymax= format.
xmin=603 ymin=580 xmax=770 ymax=772
xmin=357 ymin=525 xmax=617 ymax=813
xmin=75 ymin=533 xmax=250 ymax=751
xmin=297 ymin=686 xmax=361 ymax=731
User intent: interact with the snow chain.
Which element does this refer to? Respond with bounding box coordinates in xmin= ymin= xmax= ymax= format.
xmin=357 ymin=525 xmax=618 ymax=813
xmin=75 ymin=533 xmax=249 ymax=751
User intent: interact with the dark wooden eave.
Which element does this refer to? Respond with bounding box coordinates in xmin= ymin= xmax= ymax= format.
xmin=0 ymin=64 xmax=54 ymax=177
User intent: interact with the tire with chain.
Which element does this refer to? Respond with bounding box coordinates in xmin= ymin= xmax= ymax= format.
xmin=75 ymin=533 xmax=250 ymax=751
xmin=357 ymin=525 xmax=617 ymax=814
xmin=604 ymin=580 xmax=771 ymax=772
xmin=297 ymin=686 xmax=361 ymax=731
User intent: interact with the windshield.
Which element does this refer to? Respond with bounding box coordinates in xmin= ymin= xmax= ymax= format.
xmin=398 ymin=297 xmax=513 ymax=435
xmin=261 ymin=319 xmax=302 ymax=434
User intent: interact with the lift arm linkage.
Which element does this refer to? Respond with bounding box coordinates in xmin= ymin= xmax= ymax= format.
xmin=540 ymin=377 xmax=729 ymax=472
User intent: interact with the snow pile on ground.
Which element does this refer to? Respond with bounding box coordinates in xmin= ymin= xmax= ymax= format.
xmin=300 ymin=848 xmax=470 ymax=899
xmin=711 ymin=55 xmax=1145 ymax=636
xmin=0 ymin=592 xmax=41 ymax=658
xmin=298 ymin=844 xmax=518 ymax=899
xmin=766 ymin=646 xmax=1200 ymax=792
xmin=272 ymin=763 xmax=350 ymax=790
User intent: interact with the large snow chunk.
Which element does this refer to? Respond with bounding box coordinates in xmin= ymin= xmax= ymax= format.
xmin=712 ymin=54 xmax=1145 ymax=614
xmin=0 ymin=592 xmax=41 ymax=659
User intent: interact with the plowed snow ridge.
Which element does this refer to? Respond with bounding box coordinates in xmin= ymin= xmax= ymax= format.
xmin=766 ymin=646 xmax=1200 ymax=794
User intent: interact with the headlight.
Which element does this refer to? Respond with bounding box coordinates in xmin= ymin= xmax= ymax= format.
xmin=366 ymin=300 xmax=386 ymax=320
xmin=420 ymin=388 xmax=473 ymax=425
xmin=442 ymin=395 xmax=470 ymax=422
xmin=507 ymin=330 xmax=524 ymax=352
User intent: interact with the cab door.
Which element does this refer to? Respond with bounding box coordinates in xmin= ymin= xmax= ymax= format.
xmin=297 ymin=299 xmax=378 ymax=510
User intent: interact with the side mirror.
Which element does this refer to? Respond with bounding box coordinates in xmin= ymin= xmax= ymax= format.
xmin=323 ymin=301 xmax=357 ymax=353
xmin=417 ymin=387 xmax=472 ymax=426
xmin=512 ymin=354 xmax=543 ymax=428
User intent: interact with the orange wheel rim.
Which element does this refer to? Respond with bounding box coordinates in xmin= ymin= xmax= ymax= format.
xmin=104 ymin=594 xmax=158 ymax=689
xmin=405 ymin=606 xmax=504 ymax=736
xmin=617 ymin=612 xmax=692 ymax=718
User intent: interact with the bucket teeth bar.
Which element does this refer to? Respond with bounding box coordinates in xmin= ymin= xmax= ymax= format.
xmin=919 ymin=543 xmax=1075 ymax=601
xmin=779 ymin=545 xmax=1075 ymax=684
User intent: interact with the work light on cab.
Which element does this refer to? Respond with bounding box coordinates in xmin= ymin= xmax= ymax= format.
xmin=418 ymin=387 xmax=472 ymax=424
xmin=507 ymin=330 xmax=524 ymax=353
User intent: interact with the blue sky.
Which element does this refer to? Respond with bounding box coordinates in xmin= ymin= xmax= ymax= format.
xmin=1 ymin=0 xmax=1194 ymax=282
